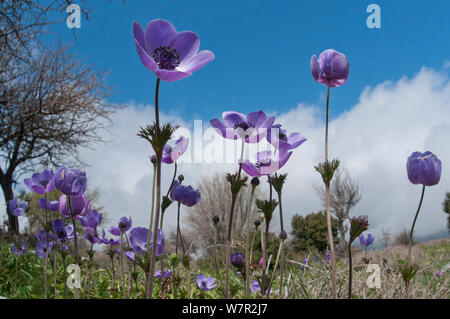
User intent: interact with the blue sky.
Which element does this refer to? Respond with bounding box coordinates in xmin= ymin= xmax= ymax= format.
xmin=50 ymin=0 xmax=450 ymax=122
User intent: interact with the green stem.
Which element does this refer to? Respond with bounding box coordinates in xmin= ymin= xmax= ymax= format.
xmin=147 ymin=163 xmax=157 ymax=252
xmin=324 ymin=84 xmax=337 ymax=299
xmin=147 ymin=77 xmax=162 ymax=299
xmin=68 ymin=196 xmax=80 ymax=299
xmin=348 ymin=242 xmax=353 ymax=299
xmin=120 ymin=232 xmax=126 ymax=299
xmin=224 ymin=140 xmax=245 ymax=299
xmin=267 ymin=240 xmax=283 ymax=297
xmin=13 ymin=256 xmax=18 ymax=293
xmin=176 ymin=202 xmax=181 ymax=255
xmin=244 ymin=186 xmax=256 ymax=297
xmin=408 ymin=185 xmax=425 ymax=264
xmin=213 ymin=225 xmax=223 ymax=285
xmin=277 ymin=190 xmax=285 ymax=298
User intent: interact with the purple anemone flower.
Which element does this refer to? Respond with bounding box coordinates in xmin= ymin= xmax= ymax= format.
xmin=359 ymin=234 xmax=375 ymax=247
xmin=161 ymin=136 xmax=189 ymax=164
xmin=267 ymin=124 xmax=307 ymax=150
xmin=66 ymin=224 xmax=77 ymax=240
xmin=38 ymin=198 xmax=59 ymax=211
xmin=59 ymin=194 xmax=91 ymax=218
xmin=35 ymin=230 xmax=55 ymax=258
xmin=8 ymin=198 xmax=28 ymax=217
xmin=100 ymin=229 xmax=120 ymax=246
xmin=170 ymin=180 xmax=201 ymax=207
xmin=241 ymin=149 xmax=292 ymax=177
xmin=230 ymin=252 xmax=245 ymax=269
xmin=128 ymin=227 xmax=165 ymax=257
xmin=109 ymin=216 xmax=132 ymax=236
xmin=250 ymin=280 xmax=272 ymax=294
xmin=407 ymin=151 xmax=442 ymax=186
xmin=52 ymin=219 xmax=68 ymax=242
xmin=310 ymin=49 xmax=349 ymax=88
xmin=24 ymin=169 xmax=55 ymax=195
xmin=54 ymin=165 xmax=87 ymax=197
xmin=132 ymin=19 xmax=214 ymax=82
xmin=195 ymin=274 xmax=217 ymax=291
xmin=210 ymin=111 xmax=275 ymax=143
xmin=12 ymin=240 xmax=26 ymax=256
xmin=154 ymin=270 xmax=172 ymax=278
xmin=79 ymin=210 xmax=102 ymax=229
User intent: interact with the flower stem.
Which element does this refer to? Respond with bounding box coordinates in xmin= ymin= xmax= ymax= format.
xmin=120 ymin=232 xmax=126 ymax=299
xmin=324 ymin=84 xmax=337 ymax=299
xmin=213 ymin=225 xmax=223 ymax=285
xmin=176 ymin=201 xmax=181 ymax=255
xmin=277 ymin=190 xmax=285 ymax=298
xmin=261 ymin=215 xmax=270 ymax=296
xmin=44 ymin=193 xmax=49 ymax=299
xmin=244 ymin=186 xmax=256 ymax=297
xmin=267 ymin=240 xmax=283 ymax=297
xmin=13 ymin=256 xmax=18 ymax=293
xmin=224 ymin=140 xmax=245 ymax=298
xmin=147 ymin=163 xmax=156 ymax=252
xmin=406 ymin=185 xmax=426 ymax=298
xmin=53 ymin=253 xmax=57 ymax=298
xmin=68 ymin=196 xmax=80 ymax=299
xmin=147 ymin=77 xmax=162 ymax=299
xmin=408 ymin=185 xmax=425 ymax=264
xmin=347 ymin=242 xmax=353 ymax=299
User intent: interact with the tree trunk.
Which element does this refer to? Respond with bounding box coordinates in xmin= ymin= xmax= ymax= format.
xmin=0 ymin=176 xmax=19 ymax=233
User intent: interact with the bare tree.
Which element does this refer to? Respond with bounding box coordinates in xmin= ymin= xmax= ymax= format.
xmin=315 ymin=167 xmax=361 ymax=254
xmin=0 ymin=1 xmax=117 ymax=232
xmin=184 ymin=173 xmax=263 ymax=256
xmin=381 ymin=226 xmax=392 ymax=249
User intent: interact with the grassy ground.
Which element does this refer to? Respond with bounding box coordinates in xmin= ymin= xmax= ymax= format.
xmin=0 ymin=238 xmax=448 ymax=299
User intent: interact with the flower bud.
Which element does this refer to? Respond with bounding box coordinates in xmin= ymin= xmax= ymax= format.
xmin=259 ymin=213 xmax=265 ymax=221
xmin=150 ymin=155 xmax=157 ymax=164
xmin=178 ymin=174 xmax=184 ymax=183
xmin=230 ymin=252 xmax=245 ymax=269
xmin=279 ymin=230 xmax=287 ymax=240
xmin=212 ymin=215 xmax=220 ymax=226
xmin=254 ymin=219 xmax=261 ymax=227
xmin=251 ymin=177 xmax=260 ymax=187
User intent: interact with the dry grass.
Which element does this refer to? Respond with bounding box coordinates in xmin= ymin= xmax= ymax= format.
xmin=285 ymin=238 xmax=449 ymax=299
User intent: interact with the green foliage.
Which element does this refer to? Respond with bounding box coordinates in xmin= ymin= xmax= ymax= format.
xmin=290 ymin=211 xmax=338 ymax=252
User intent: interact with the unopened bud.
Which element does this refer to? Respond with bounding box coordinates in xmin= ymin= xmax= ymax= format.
xmin=254 ymin=219 xmax=261 ymax=227
xmin=251 ymin=177 xmax=260 ymax=187
xmin=150 ymin=155 xmax=157 ymax=164
xmin=212 ymin=215 xmax=220 ymax=226
xmin=259 ymin=213 xmax=265 ymax=221
xmin=178 ymin=174 xmax=184 ymax=183
xmin=279 ymin=230 xmax=287 ymax=240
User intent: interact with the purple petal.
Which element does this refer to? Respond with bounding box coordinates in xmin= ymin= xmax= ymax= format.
xmin=210 ymin=119 xmax=239 ymax=140
xmin=157 ymin=69 xmax=192 ymax=82
xmin=134 ymin=38 xmax=160 ymax=73
xmin=178 ymin=50 xmax=215 ymax=73
xmin=223 ymin=111 xmax=247 ymax=129
xmin=170 ymin=31 xmax=200 ymax=62
xmin=144 ymin=19 xmax=177 ymax=53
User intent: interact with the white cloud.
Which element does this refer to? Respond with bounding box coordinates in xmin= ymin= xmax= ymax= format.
xmin=3 ymin=67 xmax=449 ymax=243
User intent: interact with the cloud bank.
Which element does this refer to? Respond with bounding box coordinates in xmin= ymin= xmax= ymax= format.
xmin=5 ymin=66 xmax=449 ymax=243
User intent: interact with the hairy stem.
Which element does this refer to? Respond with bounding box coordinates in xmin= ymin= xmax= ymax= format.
xmin=324 ymin=85 xmax=337 ymax=299
xmin=348 ymin=242 xmax=353 ymax=299
xmin=147 ymin=77 xmax=162 ymax=299
xmin=244 ymin=187 xmax=256 ymax=297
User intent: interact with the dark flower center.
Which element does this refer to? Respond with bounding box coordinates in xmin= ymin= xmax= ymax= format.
xmin=119 ymin=221 xmax=128 ymax=230
xmin=201 ymin=281 xmax=208 ymax=289
xmin=278 ymin=132 xmax=288 ymax=142
xmin=255 ymin=159 xmax=271 ymax=169
xmin=234 ymin=122 xmax=253 ymax=132
xmin=152 ymin=46 xmax=181 ymax=70
xmin=39 ymin=179 xmax=49 ymax=186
